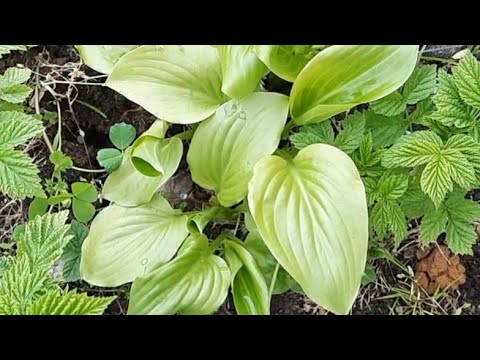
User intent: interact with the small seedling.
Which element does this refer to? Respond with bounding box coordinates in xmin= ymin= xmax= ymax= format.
xmin=97 ymin=122 xmax=136 ymax=172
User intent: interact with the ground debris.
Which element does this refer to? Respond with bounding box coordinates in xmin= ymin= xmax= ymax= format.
xmin=414 ymin=245 xmax=466 ymax=295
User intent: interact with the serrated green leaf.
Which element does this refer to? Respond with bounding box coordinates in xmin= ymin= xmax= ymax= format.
xmin=254 ymin=45 xmax=318 ymax=82
xmin=0 ymin=67 xmax=31 ymax=87
xmin=431 ymin=69 xmax=480 ymax=128
xmin=0 ymin=111 xmax=43 ymax=149
xmin=400 ymin=180 xmax=431 ymax=219
xmin=61 ymin=220 xmax=88 ymax=282
xmin=107 ymin=45 xmax=228 ymax=124
xmin=403 ymin=64 xmax=437 ymax=104
xmin=0 ymin=257 xmax=50 ymax=315
xmin=75 ymin=45 xmax=139 ymax=74
xmin=290 ymin=121 xmax=335 ymax=150
xmin=109 ymin=122 xmax=136 ymax=150
xmin=290 ymin=45 xmax=418 ymax=125
xmin=49 ymin=150 xmax=72 ymax=178
xmin=188 ymin=93 xmax=289 ymax=207
xmin=383 ymin=131 xmax=442 ymax=168
xmin=452 ymin=51 xmax=480 ymax=109
xmin=27 ymin=289 xmax=114 ymax=315
xmin=218 ymin=45 xmax=268 ymax=99
xmin=128 ymin=234 xmax=230 ymax=315
xmin=96 ymin=148 xmax=122 ymax=172
xmin=378 ymin=172 xmax=409 ymax=200
xmin=420 ymin=205 xmax=448 ymax=245
xmin=0 ymin=84 xmax=32 ymax=103
xmin=248 ymin=144 xmax=368 ymax=314
xmin=370 ymin=91 xmax=406 ymax=116
xmin=371 ymin=200 xmax=408 ymax=243
xmin=81 ymin=194 xmax=189 ymax=287
xmin=17 ymin=211 xmax=71 ymax=269
xmin=0 ymin=149 xmax=44 ymax=199
xmin=334 ymin=112 xmax=365 ymax=154
xmin=364 ymin=110 xmax=409 ymax=147
xmin=224 ymin=240 xmax=270 ymax=315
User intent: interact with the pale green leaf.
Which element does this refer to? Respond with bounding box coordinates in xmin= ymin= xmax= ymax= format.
xmin=27 ymin=289 xmax=114 ymax=315
xmin=188 ymin=93 xmax=289 ymax=207
xmin=128 ymin=234 xmax=230 ymax=315
xmin=0 ymin=149 xmax=44 ymax=199
xmin=248 ymin=144 xmax=368 ymax=314
xmin=218 ymin=45 xmax=268 ymax=99
xmin=80 ymin=194 xmax=189 ymax=287
xmin=75 ymin=45 xmax=139 ymax=74
xmin=107 ymin=45 xmax=228 ymax=124
xmin=102 ymin=139 xmax=182 ymax=207
xmin=290 ymin=45 xmax=418 ymax=125
xmin=224 ymin=240 xmax=270 ymax=315
xmin=452 ymin=51 xmax=480 ymax=109
xmin=254 ymin=45 xmax=318 ymax=82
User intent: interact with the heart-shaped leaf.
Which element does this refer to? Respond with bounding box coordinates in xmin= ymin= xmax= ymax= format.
xmin=127 ymin=234 xmax=230 ymax=315
xmin=80 ymin=194 xmax=189 ymax=287
xmin=107 ymin=45 xmax=228 ymax=124
xmin=75 ymin=45 xmax=139 ymax=74
xmin=188 ymin=92 xmax=289 ymax=207
xmin=290 ymin=45 xmax=419 ymax=125
xmin=248 ymin=144 xmax=368 ymax=314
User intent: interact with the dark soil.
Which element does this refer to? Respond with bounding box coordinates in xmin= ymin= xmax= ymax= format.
xmin=2 ymin=45 xmax=480 ymax=315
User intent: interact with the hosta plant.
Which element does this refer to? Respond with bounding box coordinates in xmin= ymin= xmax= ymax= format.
xmin=77 ymin=44 xmax=419 ymax=315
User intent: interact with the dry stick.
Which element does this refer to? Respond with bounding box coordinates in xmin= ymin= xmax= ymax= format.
xmin=34 ymin=68 xmax=106 ymax=174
